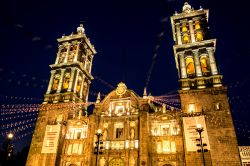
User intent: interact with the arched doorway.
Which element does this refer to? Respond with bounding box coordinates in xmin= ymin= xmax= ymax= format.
xmin=108 ymin=158 xmax=125 ymax=166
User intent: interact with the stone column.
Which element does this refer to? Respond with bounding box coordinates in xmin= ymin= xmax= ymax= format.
xmin=207 ymin=47 xmax=218 ymax=75
xmin=188 ymin=20 xmax=195 ymax=43
xmin=179 ymin=52 xmax=187 ymax=78
xmin=176 ymin=23 xmax=182 ymax=45
xmin=80 ymin=75 xmax=85 ymax=98
xmin=55 ymin=45 xmax=63 ymax=64
xmin=193 ymin=49 xmax=202 ymax=77
xmin=64 ymin=44 xmax=71 ymax=63
xmin=57 ymin=69 xmax=66 ymax=93
xmin=46 ymin=70 xmax=56 ymax=94
xmin=88 ymin=56 xmax=93 ymax=73
xmin=67 ymin=68 xmax=76 ymax=92
xmin=84 ymin=55 xmax=88 ymax=69
xmin=73 ymin=69 xmax=80 ymax=93
xmin=74 ymin=42 xmax=80 ymax=62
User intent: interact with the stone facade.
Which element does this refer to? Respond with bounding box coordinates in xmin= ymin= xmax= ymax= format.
xmin=26 ymin=2 xmax=241 ymax=166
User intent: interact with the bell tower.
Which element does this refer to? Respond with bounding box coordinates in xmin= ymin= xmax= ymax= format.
xmin=171 ymin=3 xmax=241 ymax=165
xmin=26 ymin=24 xmax=96 ymax=166
xmin=44 ymin=24 xmax=96 ymax=104
xmin=171 ymin=2 xmax=221 ymax=90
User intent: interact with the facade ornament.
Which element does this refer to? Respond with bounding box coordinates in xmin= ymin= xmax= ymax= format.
xmin=116 ymin=82 xmax=127 ymax=96
xmin=77 ymin=24 xmax=85 ymax=34
xmin=182 ymin=2 xmax=193 ymax=13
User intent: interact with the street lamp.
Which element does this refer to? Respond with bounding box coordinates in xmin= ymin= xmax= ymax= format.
xmin=3 ymin=132 xmax=14 ymax=166
xmin=7 ymin=133 xmax=14 ymax=140
xmin=94 ymin=129 xmax=103 ymax=166
xmin=195 ymin=124 xmax=207 ymax=166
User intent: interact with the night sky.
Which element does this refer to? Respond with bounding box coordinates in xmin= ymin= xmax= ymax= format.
xmin=1 ymin=0 xmax=250 ymax=152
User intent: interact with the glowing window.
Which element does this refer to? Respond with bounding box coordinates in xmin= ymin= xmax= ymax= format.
xmin=52 ymin=75 xmax=60 ymax=91
xmin=105 ymin=141 xmax=110 ymax=149
xmin=115 ymin=105 xmax=125 ymax=115
xmin=162 ymin=140 xmax=170 ymax=153
xmin=78 ymin=144 xmax=83 ymax=154
xmin=196 ymin=31 xmax=203 ymax=41
xmin=63 ymin=73 xmax=70 ymax=90
xmin=182 ymin=23 xmax=188 ymax=32
xmin=67 ymin=144 xmax=72 ymax=155
xmin=182 ymin=33 xmax=190 ymax=44
xmin=185 ymin=57 xmax=195 ymax=75
xmin=200 ymin=56 xmax=210 ymax=73
xmin=195 ymin=21 xmax=201 ymax=30
xmin=189 ymin=104 xmax=195 ymax=113
xmin=171 ymin=142 xmax=176 ymax=153
xmin=161 ymin=124 xmax=170 ymax=136
xmin=114 ymin=123 xmax=124 ymax=139
xmin=157 ymin=142 xmax=162 ymax=153
xmin=72 ymin=143 xmax=79 ymax=154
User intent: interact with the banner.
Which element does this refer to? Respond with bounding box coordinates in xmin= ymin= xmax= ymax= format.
xmin=183 ymin=116 xmax=210 ymax=151
xmin=41 ymin=125 xmax=61 ymax=153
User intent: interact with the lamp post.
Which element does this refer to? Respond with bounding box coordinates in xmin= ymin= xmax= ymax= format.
xmin=95 ymin=129 xmax=103 ymax=166
xmin=195 ymin=124 xmax=207 ymax=166
xmin=3 ymin=133 xmax=14 ymax=166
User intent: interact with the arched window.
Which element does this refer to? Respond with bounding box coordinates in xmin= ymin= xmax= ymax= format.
xmin=185 ymin=57 xmax=195 ymax=77
xmin=63 ymin=72 xmax=71 ymax=90
xmin=182 ymin=33 xmax=190 ymax=44
xmin=195 ymin=20 xmax=201 ymax=30
xmin=196 ymin=31 xmax=203 ymax=41
xmin=200 ymin=56 xmax=210 ymax=75
xmin=52 ymin=74 xmax=60 ymax=91
xmin=182 ymin=23 xmax=188 ymax=32
xmin=76 ymin=76 xmax=82 ymax=95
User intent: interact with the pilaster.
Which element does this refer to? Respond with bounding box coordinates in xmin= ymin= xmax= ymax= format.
xmin=188 ymin=20 xmax=195 ymax=43
xmin=179 ymin=52 xmax=187 ymax=78
xmin=207 ymin=47 xmax=218 ymax=75
xmin=46 ymin=70 xmax=56 ymax=94
xmin=193 ymin=49 xmax=202 ymax=77
xmin=57 ymin=69 xmax=66 ymax=93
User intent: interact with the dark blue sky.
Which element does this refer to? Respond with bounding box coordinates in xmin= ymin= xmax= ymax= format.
xmin=1 ymin=0 xmax=250 ymax=151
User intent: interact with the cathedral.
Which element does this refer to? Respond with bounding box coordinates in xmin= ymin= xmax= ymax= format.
xmin=26 ymin=3 xmax=242 ymax=166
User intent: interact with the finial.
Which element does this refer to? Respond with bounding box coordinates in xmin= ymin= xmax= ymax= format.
xmin=96 ymin=92 xmax=101 ymax=103
xmin=143 ymin=87 xmax=147 ymax=99
xmin=77 ymin=24 xmax=85 ymax=34
xmin=199 ymin=6 xmax=203 ymax=10
xmin=182 ymin=2 xmax=192 ymax=13
xmin=174 ymin=11 xmax=178 ymax=15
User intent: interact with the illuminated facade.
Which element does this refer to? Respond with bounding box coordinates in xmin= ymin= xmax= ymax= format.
xmin=26 ymin=2 xmax=241 ymax=166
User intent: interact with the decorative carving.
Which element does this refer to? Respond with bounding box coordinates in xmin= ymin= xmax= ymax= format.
xmin=116 ymin=82 xmax=127 ymax=96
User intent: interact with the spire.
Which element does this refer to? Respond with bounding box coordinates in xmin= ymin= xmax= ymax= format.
xmin=96 ymin=92 xmax=101 ymax=103
xmin=143 ymin=87 xmax=147 ymax=99
xmin=77 ymin=24 xmax=85 ymax=34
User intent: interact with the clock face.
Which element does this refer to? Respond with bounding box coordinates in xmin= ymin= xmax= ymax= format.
xmin=109 ymin=158 xmax=125 ymax=166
